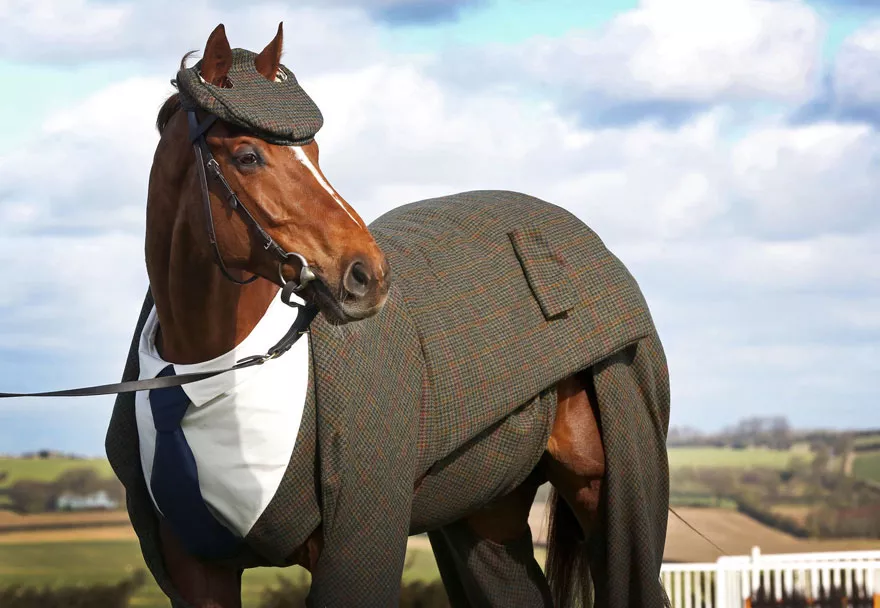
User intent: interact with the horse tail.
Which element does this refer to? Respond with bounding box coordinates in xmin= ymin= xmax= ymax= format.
xmin=545 ymin=487 xmax=593 ymax=607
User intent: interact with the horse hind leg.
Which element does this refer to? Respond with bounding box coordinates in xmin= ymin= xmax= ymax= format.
xmin=542 ymin=370 xmax=607 ymax=608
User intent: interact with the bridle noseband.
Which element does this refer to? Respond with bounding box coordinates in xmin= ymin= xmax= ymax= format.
xmin=187 ymin=110 xmax=316 ymax=307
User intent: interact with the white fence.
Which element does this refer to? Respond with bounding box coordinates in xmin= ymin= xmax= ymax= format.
xmin=660 ymin=547 xmax=880 ymax=607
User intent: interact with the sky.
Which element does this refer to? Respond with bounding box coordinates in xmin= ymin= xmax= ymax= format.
xmin=0 ymin=0 xmax=878 ymax=456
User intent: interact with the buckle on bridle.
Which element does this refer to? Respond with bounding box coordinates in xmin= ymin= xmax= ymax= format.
xmin=278 ymin=254 xmax=315 ymax=290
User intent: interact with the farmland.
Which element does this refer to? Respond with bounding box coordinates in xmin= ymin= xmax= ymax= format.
xmin=0 ymin=536 xmax=443 ymax=608
xmin=0 ymin=510 xmax=130 ymax=543
xmin=666 ymin=446 xmax=807 ymax=470
xmin=1 ymin=507 xmax=878 ymax=608
xmin=0 ymin=457 xmax=114 ymax=487
xmin=0 ymin=444 xmax=850 ymax=485
xmin=0 ymin=445 xmax=815 ymax=481
xmin=853 ymin=433 xmax=880 ymax=450
xmin=663 ymin=507 xmax=880 ymax=563
xmin=1 ymin=444 xmax=879 ymax=605
xmin=852 ymin=450 xmax=880 ymax=483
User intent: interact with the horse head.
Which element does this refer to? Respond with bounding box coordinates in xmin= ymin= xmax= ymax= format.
xmin=149 ymin=23 xmax=389 ymax=326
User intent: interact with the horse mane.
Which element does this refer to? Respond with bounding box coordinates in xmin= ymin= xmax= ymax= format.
xmin=156 ymin=50 xmax=200 ymax=134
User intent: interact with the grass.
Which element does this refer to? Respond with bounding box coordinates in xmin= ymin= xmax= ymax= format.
xmin=0 ymin=538 xmax=443 ymax=608
xmin=0 ymin=511 xmax=129 ymax=529
xmin=669 ymin=494 xmax=737 ymax=509
xmin=0 ymin=509 xmax=875 ymax=606
xmin=0 ymin=449 xmax=820 ymax=488
xmin=0 ymin=458 xmax=114 ymax=488
xmin=854 ymin=434 xmax=880 ymax=449
xmin=667 ymin=446 xmax=802 ymax=470
xmin=852 ymin=451 xmax=880 ymax=484
xmin=0 ymin=445 xmax=822 ymax=490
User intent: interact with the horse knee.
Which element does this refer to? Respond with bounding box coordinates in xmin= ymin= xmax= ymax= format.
xmin=464 ymin=477 xmax=539 ymax=545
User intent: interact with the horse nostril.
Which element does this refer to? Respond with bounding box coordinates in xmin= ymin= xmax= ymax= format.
xmin=343 ymin=260 xmax=371 ymax=298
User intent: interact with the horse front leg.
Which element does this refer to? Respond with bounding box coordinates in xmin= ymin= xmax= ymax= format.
xmin=158 ymin=521 xmax=243 ymax=608
xmin=427 ymin=473 xmax=554 ymax=607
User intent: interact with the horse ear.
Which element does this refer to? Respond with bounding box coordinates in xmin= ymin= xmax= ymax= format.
xmin=200 ymin=24 xmax=233 ymax=87
xmin=254 ymin=22 xmax=284 ymax=82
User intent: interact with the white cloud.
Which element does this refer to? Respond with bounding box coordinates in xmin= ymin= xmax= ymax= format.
xmin=600 ymin=0 xmax=822 ymax=102
xmin=432 ymin=0 xmax=823 ymax=112
xmin=730 ymin=121 xmax=880 ymax=237
xmin=1 ymin=1 xmax=878 ymax=452
xmin=832 ymin=21 xmax=880 ymax=111
xmin=1 ymin=0 xmax=130 ymax=60
xmin=0 ymin=233 xmax=146 ymax=355
xmin=622 ymin=232 xmax=880 ymax=295
xmin=0 ymin=77 xmax=168 ymax=237
xmin=0 ymin=0 xmax=387 ymax=74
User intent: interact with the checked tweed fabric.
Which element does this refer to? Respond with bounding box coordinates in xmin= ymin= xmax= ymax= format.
xmin=105 ymin=190 xmax=671 ymax=607
xmin=175 ymin=47 xmax=323 ymax=146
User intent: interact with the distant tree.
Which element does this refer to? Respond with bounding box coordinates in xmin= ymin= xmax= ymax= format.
xmin=786 ymin=456 xmax=812 ymax=480
xmin=54 ymin=468 xmax=103 ymax=495
xmin=811 ymin=446 xmax=831 ymax=479
xmin=666 ymin=426 xmax=705 ymax=445
xmin=7 ymin=480 xmax=56 ymax=514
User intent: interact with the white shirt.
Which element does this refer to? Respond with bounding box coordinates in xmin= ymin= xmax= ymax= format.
xmin=135 ymin=288 xmax=310 ymax=538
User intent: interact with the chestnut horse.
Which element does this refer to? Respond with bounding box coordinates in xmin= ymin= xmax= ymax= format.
xmin=143 ymin=24 xmax=618 ymax=608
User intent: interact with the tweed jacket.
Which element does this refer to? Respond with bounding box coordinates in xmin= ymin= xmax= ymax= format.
xmin=106 ymin=190 xmax=670 ymax=607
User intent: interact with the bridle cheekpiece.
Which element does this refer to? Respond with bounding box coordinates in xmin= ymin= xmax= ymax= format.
xmin=186 ymin=109 xmax=316 ymax=307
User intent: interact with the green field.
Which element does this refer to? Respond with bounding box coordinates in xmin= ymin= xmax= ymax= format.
xmin=0 ymin=539 xmax=443 ymax=608
xmin=0 ymin=457 xmax=114 ymax=487
xmin=853 ymin=451 xmax=880 ymax=484
xmin=667 ymin=446 xmax=803 ymax=470
xmin=854 ymin=434 xmax=880 ymax=449
xmin=0 ymin=447 xmax=816 ymax=485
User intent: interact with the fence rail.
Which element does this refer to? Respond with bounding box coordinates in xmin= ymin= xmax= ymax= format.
xmin=660 ymin=547 xmax=880 ymax=608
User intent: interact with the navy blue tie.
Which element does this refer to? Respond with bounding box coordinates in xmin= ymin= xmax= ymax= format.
xmin=149 ymin=365 xmax=241 ymax=559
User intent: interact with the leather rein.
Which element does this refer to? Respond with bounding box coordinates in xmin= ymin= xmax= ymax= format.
xmin=0 ymin=110 xmax=320 ymax=399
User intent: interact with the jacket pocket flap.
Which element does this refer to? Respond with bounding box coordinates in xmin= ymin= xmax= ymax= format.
xmin=509 ymin=226 xmax=578 ymax=320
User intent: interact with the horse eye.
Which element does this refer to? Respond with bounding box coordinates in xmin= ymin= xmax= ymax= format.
xmin=237 ymin=153 xmax=258 ymax=165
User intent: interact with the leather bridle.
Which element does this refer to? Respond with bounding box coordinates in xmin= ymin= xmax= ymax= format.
xmin=187 ymin=109 xmax=316 ymax=305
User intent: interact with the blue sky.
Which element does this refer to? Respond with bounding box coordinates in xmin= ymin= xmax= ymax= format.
xmin=1 ymin=0 xmax=879 ymax=455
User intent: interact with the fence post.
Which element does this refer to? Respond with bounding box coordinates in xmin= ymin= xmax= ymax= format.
xmin=715 ymin=561 xmax=726 ymax=608
xmin=749 ymin=546 xmax=761 ymax=601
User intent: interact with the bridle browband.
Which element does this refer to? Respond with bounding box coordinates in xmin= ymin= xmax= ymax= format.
xmin=187 ymin=109 xmax=316 ymax=303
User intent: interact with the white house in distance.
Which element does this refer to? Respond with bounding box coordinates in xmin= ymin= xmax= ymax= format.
xmin=55 ymin=490 xmax=119 ymax=511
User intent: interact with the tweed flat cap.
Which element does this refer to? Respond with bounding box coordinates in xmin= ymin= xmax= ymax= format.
xmin=176 ymin=47 xmax=323 ymax=146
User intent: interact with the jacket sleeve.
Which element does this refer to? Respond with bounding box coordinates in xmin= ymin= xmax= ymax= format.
xmin=104 ymin=290 xmax=195 ymax=607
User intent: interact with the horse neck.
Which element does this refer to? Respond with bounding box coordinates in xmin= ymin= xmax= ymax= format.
xmin=145 ymin=121 xmax=277 ymax=365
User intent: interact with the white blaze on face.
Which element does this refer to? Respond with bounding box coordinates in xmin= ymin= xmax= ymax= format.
xmin=289 ymin=146 xmax=365 ymax=229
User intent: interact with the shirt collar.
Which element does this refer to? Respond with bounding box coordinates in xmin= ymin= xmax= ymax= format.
xmin=137 ymin=289 xmax=305 ymax=407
